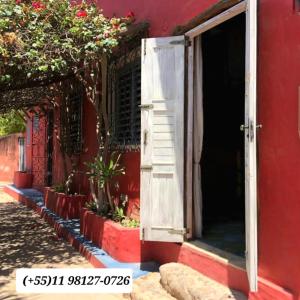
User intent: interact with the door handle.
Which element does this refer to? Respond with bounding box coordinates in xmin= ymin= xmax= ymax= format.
xmin=240 ymin=124 xmax=262 ymax=131
xmin=240 ymin=124 xmax=249 ymax=131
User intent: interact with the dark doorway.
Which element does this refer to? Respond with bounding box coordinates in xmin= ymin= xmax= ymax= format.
xmin=200 ymin=14 xmax=246 ymax=256
xmin=46 ymin=110 xmax=54 ymax=187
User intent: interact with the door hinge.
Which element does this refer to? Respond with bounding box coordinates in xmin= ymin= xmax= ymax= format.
xmin=168 ymin=228 xmax=188 ymax=235
xmin=170 ymin=38 xmax=191 ymax=47
xmin=139 ymin=104 xmax=154 ymax=110
xmin=151 ymin=226 xmax=188 ymax=236
xmin=143 ymin=39 xmax=147 ymax=56
xmin=141 ymin=165 xmax=153 ymax=171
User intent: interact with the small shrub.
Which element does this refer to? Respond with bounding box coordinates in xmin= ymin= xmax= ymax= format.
xmin=52 ymin=184 xmax=65 ymax=193
xmin=121 ymin=218 xmax=140 ymax=228
xmin=85 ymin=201 xmax=97 ymax=213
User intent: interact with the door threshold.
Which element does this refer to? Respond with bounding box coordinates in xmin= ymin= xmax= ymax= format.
xmin=184 ymin=240 xmax=246 ymax=270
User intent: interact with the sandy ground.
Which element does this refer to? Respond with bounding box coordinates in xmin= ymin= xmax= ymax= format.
xmin=0 ymin=189 xmax=126 ymax=300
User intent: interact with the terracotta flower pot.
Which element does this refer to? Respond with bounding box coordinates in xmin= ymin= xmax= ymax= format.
xmin=44 ymin=188 xmax=88 ymax=220
xmin=13 ymin=171 xmax=33 ymax=189
xmin=44 ymin=187 xmax=57 ymax=212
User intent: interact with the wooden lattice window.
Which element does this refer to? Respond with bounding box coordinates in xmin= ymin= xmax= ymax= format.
xmin=60 ymin=86 xmax=83 ymax=155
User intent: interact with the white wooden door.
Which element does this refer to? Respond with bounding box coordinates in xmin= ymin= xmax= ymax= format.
xmin=140 ymin=36 xmax=185 ymax=242
xmin=244 ymin=0 xmax=258 ymax=292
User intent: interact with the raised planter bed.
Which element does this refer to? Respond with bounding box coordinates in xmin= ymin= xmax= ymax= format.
xmin=80 ymin=207 xmax=146 ymax=262
xmin=13 ymin=171 xmax=33 ymax=189
xmin=44 ymin=187 xmax=88 ymax=220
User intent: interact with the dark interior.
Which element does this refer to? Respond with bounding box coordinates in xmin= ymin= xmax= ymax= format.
xmin=200 ymin=14 xmax=246 ymax=256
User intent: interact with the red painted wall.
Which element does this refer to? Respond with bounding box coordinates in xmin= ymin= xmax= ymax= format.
xmin=96 ymin=0 xmax=220 ymax=37
xmin=97 ymin=0 xmax=300 ymax=296
xmin=258 ymin=0 xmax=300 ymax=296
xmin=27 ymin=0 xmax=300 ymax=298
xmin=50 ymin=97 xmax=141 ymax=218
xmin=0 ymin=133 xmax=24 ymax=182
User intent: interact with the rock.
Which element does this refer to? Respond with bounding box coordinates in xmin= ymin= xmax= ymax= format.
xmin=159 ymin=263 xmax=247 ymax=300
xmin=130 ymin=272 xmax=176 ymax=300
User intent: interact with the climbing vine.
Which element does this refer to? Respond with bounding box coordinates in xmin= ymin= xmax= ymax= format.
xmin=0 ymin=110 xmax=25 ymax=136
xmin=0 ymin=0 xmax=135 ymax=212
xmin=0 ymin=0 xmax=130 ymax=88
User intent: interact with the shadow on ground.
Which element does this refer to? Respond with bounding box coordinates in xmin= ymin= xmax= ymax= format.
xmin=0 ymin=202 xmax=85 ymax=280
xmin=0 ymin=197 xmax=122 ymax=300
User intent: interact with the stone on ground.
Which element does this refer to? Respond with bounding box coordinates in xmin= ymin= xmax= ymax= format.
xmin=130 ymin=272 xmax=176 ymax=300
xmin=159 ymin=263 xmax=247 ymax=300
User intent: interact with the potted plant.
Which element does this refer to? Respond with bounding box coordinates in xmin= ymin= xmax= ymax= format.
xmin=44 ymin=182 xmax=88 ymax=220
xmin=80 ymin=153 xmax=142 ymax=262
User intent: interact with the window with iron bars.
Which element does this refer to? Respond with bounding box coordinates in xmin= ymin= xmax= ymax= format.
xmin=110 ymin=50 xmax=141 ymax=148
xmin=60 ymin=86 xmax=83 ymax=155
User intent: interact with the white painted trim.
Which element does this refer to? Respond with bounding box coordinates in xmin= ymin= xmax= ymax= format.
xmin=185 ymin=1 xmax=246 ymax=38
xmin=245 ymin=0 xmax=258 ymax=292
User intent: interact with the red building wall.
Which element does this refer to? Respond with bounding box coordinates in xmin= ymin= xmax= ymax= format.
xmin=258 ymin=0 xmax=300 ymax=295
xmin=0 ymin=133 xmax=24 ymax=182
xmin=28 ymin=0 xmax=300 ymax=298
xmin=50 ymin=96 xmax=141 ymax=217
xmin=97 ymin=0 xmax=300 ymax=296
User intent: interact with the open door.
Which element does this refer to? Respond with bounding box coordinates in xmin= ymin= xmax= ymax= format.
xmin=140 ymin=36 xmax=185 ymax=242
xmin=244 ymin=0 xmax=258 ymax=292
xmin=185 ymin=0 xmax=257 ymax=292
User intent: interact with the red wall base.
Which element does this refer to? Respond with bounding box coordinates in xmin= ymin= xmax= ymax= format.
xmin=141 ymin=241 xmax=294 ymax=300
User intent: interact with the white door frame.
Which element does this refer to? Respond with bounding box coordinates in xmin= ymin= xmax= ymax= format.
xmin=185 ymin=0 xmax=258 ymax=292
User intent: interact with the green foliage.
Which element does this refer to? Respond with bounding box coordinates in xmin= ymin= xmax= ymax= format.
xmin=85 ymin=200 xmax=97 ymax=213
xmin=0 ymin=0 xmax=131 ymax=88
xmin=0 ymin=110 xmax=25 ymax=136
xmin=113 ymin=206 xmax=125 ymax=222
xmin=121 ymin=218 xmax=140 ymax=228
xmin=85 ymin=152 xmax=125 ymax=189
xmin=85 ymin=194 xmax=140 ymax=228
xmin=113 ymin=194 xmax=139 ymax=228
xmin=52 ymin=183 xmax=65 ymax=193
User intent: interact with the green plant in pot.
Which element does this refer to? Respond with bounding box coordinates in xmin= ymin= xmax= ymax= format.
xmin=113 ymin=194 xmax=140 ymax=228
xmin=85 ymin=152 xmax=125 ymax=215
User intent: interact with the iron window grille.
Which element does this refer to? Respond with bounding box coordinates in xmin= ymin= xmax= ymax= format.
xmin=60 ymin=85 xmax=83 ymax=155
xmin=109 ymin=47 xmax=141 ymax=150
xmin=33 ymin=113 xmax=39 ymax=132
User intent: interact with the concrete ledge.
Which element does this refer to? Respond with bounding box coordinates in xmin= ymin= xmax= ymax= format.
xmin=4 ymin=184 xmax=159 ymax=279
xmin=80 ymin=207 xmax=151 ymax=263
